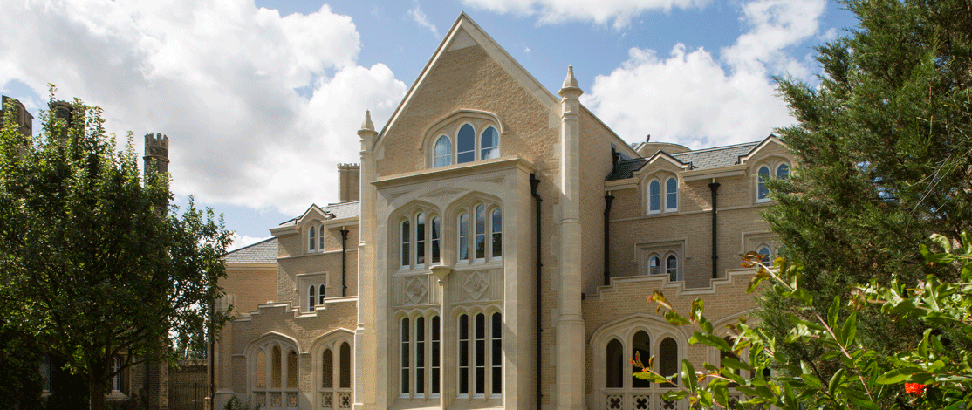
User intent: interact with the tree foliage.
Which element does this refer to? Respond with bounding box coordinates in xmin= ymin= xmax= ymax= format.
xmin=641 ymin=236 xmax=972 ymax=409
xmin=0 ymin=93 xmax=232 ymax=409
xmin=764 ymin=0 xmax=972 ymax=379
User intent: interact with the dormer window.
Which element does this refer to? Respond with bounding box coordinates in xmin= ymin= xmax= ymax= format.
xmin=666 ymin=177 xmax=678 ymax=212
xmin=309 ymin=226 xmax=317 ymax=252
xmin=648 ymin=181 xmax=661 ymax=214
xmin=757 ymin=161 xmax=790 ymax=202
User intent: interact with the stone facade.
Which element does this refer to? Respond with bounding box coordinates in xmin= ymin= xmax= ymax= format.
xmin=214 ymin=13 xmax=794 ymax=410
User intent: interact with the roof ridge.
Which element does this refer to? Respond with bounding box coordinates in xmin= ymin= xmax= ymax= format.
xmin=673 ymin=140 xmax=761 ymax=156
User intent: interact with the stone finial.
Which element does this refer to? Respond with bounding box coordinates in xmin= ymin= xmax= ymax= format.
xmin=562 ymin=65 xmax=579 ymax=89
xmin=360 ymin=110 xmax=374 ymax=132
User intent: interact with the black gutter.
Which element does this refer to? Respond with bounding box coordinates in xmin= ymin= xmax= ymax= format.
xmin=530 ymin=174 xmax=543 ymax=410
xmin=708 ymin=181 xmax=721 ymax=279
xmin=340 ymin=228 xmax=349 ymax=297
xmin=603 ymin=192 xmax=614 ymax=286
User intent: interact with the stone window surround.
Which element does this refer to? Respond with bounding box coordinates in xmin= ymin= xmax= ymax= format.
xmin=645 ymin=172 xmax=679 ymax=215
xmin=754 ymin=156 xmax=790 ymax=203
xmin=396 ymin=311 xmax=443 ymax=400
xmin=635 ymin=240 xmax=686 ymax=281
xmin=421 ymin=110 xmax=504 ymax=169
xmin=396 ymin=202 xmax=502 ymax=272
xmin=297 ymin=272 xmax=327 ymax=312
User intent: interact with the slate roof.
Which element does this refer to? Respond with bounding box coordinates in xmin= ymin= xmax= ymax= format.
xmin=606 ymin=140 xmax=763 ymax=181
xmin=276 ymin=201 xmax=361 ymax=228
xmin=224 ymin=237 xmax=277 ymax=264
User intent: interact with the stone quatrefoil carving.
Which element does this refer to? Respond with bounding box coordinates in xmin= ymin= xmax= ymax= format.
xmin=462 ymin=271 xmax=489 ymax=301
xmin=404 ymin=276 xmax=428 ymax=305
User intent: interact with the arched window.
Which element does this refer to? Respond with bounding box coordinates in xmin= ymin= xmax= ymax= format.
xmin=649 ymin=256 xmax=661 ymax=276
xmin=319 ymin=283 xmax=326 ymax=304
xmin=632 ymin=331 xmax=651 ymax=388
xmin=431 ymin=316 xmax=441 ymax=396
xmin=491 ymin=209 xmax=502 ymax=260
xmin=474 ymin=205 xmax=486 ymax=261
xmin=458 ymin=314 xmax=470 ymax=395
xmin=308 ymin=285 xmax=316 ymax=312
xmin=777 ymin=163 xmax=790 ymax=179
xmin=416 ymin=214 xmax=426 ymax=267
xmin=458 ymin=213 xmax=469 ymax=262
xmin=416 ymin=317 xmax=426 ymax=395
xmin=666 ymin=255 xmax=678 ymax=282
xmin=757 ymin=166 xmax=771 ymax=200
xmin=322 ymin=349 xmax=333 ymax=388
xmin=757 ymin=246 xmax=771 ymax=264
xmin=606 ymin=339 xmax=624 ymax=388
xmin=666 ymin=177 xmax=678 ymax=212
xmin=481 ymin=126 xmax=499 ymax=160
xmin=491 ymin=312 xmax=502 ymax=396
xmin=648 ymin=181 xmax=661 ymax=214
xmin=434 ymin=135 xmax=452 ymax=167
xmin=111 ymin=356 xmax=122 ymax=393
xmin=309 ymin=226 xmax=316 ymax=252
xmin=474 ymin=313 xmax=486 ymax=396
xmin=318 ymin=225 xmax=325 ymax=250
xmin=401 ymin=220 xmax=410 ymax=268
xmin=431 ymin=217 xmax=441 ymax=264
xmin=272 ymin=346 xmax=282 ymax=388
xmin=457 ymin=124 xmax=476 ymax=164
xmin=255 ymin=350 xmax=267 ymax=388
xmin=401 ymin=318 xmax=410 ymax=395
xmin=660 ymin=338 xmax=678 ymax=386
xmin=287 ymin=350 xmax=298 ymax=388
xmin=339 ymin=342 xmax=351 ymax=389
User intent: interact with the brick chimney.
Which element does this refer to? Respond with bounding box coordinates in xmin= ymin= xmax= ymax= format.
xmin=338 ymin=163 xmax=360 ymax=202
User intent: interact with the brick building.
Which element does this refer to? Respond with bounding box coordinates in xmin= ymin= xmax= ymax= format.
xmin=215 ymin=13 xmax=793 ymax=410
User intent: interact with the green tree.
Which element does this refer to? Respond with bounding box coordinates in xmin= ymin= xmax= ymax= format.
xmin=764 ymin=0 xmax=972 ymax=382
xmin=0 ymin=94 xmax=233 ymax=410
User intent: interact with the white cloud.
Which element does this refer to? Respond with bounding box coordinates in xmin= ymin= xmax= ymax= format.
xmin=407 ymin=1 xmax=439 ymax=36
xmin=0 ymin=0 xmax=407 ymax=217
xmin=228 ymin=233 xmax=271 ymax=251
xmin=582 ymin=0 xmax=826 ymax=148
xmin=461 ymin=0 xmax=707 ymax=28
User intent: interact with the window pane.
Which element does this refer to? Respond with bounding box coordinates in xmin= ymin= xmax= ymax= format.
xmin=491 ymin=209 xmax=502 ymax=258
xmin=666 ymin=177 xmax=677 ymax=210
xmin=431 ymin=217 xmax=441 ymax=264
xmin=458 ymin=214 xmax=469 ymax=261
xmin=339 ymin=343 xmax=351 ymax=388
xmin=401 ymin=221 xmax=409 ymax=267
xmin=272 ymin=346 xmax=281 ymax=388
xmin=416 ymin=317 xmax=425 ymax=394
xmin=480 ymin=126 xmax=499 ymax=160
xmin=649 ymin=256 xmax=660 ymax=275
xmin=322 ymin=349 xmax=333 ymax=388
xmin=432 ymin=316 xmax=441 ymax=395
xmin=492 ymin=313 xmax=502 ymax=395
xmin=758 ymin=166 xmax=770 ymax=199
xmin=660 ymin=338 xmax=678 ymax=386
xmin=309 ymin=226 xmax=316 ymax=250
xmin=667 ymin=255 xmax=678 ymax=281
xmin=308 ymin=285 xmax=315 ymax=311
xmin=434 ymin=135 xmax=452 ymax=167
xmin=649 ymin=181 xmax=660 ymax=212
xmin=318 ymin=226 xmax=325 ymax=250
xmin=632 ymin=331 xmax=651 ymax=388
xmin=758 ymin=247 xmax=771 ymax=264
xmin=475 ymin=205 xmax=485 ymax=260
xmin=606 ymin=339 xmax=623 ymax=388
xmin=777 ymin=163 xmax=789 ymax=179
xmin=459 ymin=315 xmax=469 ymax=394
xmin=256 ymin=351 xmax=266 ymax=388
xmin=475 ymin=313 xmax=485 ymax=394
xmin=416 ymin=214 xmax=426 ymax=266
xmin=319 ymin=283 xmax=325 ymax=304
xmin=401 ymin=319 xmax=410 ymax=394
xmin=457 ymin=124 xmax=475 ymax=163
xmin=287 ymin=350 xmax=298 ymax=388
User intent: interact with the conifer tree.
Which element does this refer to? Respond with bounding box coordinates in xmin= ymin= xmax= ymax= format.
xmin=762 ymin=0 xmax=972 ymax=381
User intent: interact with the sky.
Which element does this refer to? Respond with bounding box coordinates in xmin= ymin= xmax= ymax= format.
xmin=0 ymin=0 xmax=857 ymax=250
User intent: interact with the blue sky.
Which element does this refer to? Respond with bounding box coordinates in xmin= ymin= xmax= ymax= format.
xmin=0 ymin=0 xmax=856 ymax=248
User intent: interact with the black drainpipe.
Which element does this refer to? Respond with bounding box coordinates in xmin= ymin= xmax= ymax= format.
xmin=530 ymin=173 xmax=543 ymax=410
xmin=340 ymin=227 xmax=349 ymax=297
xmin=603 ymin=192 xmax=614 ymax=286
xmin=708 ymin=180 xmax=721 ymax=278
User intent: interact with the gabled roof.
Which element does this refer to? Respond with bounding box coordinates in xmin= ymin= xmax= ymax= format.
xmin=373 ymin=13 xmax=559 ymax=151
xmin=605 ymin=140 xmax=767 ymax=181
xmin=224 ymin=237 xmax=277 ymax=264
xmin=276 ymin=201 xmax=361 ymax=229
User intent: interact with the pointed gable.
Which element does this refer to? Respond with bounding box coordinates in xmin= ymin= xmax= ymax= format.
xmin=373 ymin=13 xmax=562 ymax=177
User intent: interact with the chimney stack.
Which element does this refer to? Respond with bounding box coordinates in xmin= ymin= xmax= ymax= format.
xmin=1 ymin=96 xmax=33 ymax=138
xmin=338 ymin=163 xmax=360 ymax=203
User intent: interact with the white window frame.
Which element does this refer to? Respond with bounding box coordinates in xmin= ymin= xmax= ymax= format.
xmin=489 ymin=208 xmax=502 ymax=262
xmin=426 ymin=116 xmax=502 ymax=168
xmin=308 ymin=225 xmax=317 ymax=252
xmin=665 ymin=177 xmax=678 ymax=212
xmin=647 ymin=180 xmax=661 ymax=214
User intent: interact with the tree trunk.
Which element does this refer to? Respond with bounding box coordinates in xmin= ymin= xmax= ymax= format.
xmin=89 ymin=375 xmax=106 ymax=410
